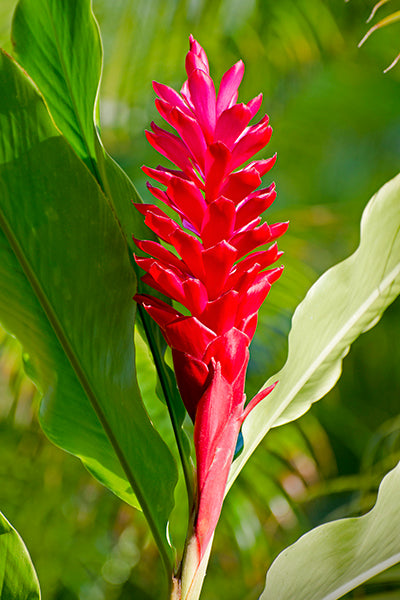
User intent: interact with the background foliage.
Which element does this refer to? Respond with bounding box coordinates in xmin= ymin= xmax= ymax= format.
xmin=0 ymin=0 xmax=399 ymax=598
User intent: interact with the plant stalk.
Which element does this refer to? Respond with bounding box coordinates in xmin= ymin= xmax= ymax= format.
xmin=137 ymin=302 xmax=194 ymax=508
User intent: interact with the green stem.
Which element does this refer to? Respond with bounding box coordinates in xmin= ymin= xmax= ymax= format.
xmin=137 ymin=303 xmax=194 ymax=509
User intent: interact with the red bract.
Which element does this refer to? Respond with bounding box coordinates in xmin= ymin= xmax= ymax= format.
xmin=134 ymin=35 xmax=288 ymax=562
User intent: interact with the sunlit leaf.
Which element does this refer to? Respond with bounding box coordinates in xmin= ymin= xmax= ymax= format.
xmin=260 ymin=460 xmax=400 ymax=600
xmin=0 ymin=50 xmax=177 ymax=569
xmin=228 ymin=172 xmax=400 ymax=490
xmin=12 ymin=0 xmax=101 ymax=173
xmin=11 ymin=0 xmax=193 ymax=494
xmin=0 ymin=510 xmax=41 ymax=600
xmin=11 ymin=0 xmax=147 ymax=253
xmin=383 ymin=53 xmax=400 ymax=73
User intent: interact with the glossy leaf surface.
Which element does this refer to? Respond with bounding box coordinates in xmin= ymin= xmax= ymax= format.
xmin=12 ymin=0 xmax=145 ymax=250
xmin=11 ymin=0 xmax=191 ymax=485
xmin=229 ymin=172 xmax=400 ymax=488
xmin=12 ymin=0 xmax=101 ymax=172
xmin=260 ymin=460 xmax=400 ymax=600
xmin=0 ymin=51 xmax=177 ymax=567
xmin=0 ymin=511 xmax=41 ymax=600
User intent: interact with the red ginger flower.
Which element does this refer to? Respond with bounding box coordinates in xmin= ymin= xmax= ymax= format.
xmin=134 ymin=35 xmax=288 ymax=562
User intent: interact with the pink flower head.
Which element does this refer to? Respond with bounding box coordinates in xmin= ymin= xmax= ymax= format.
xmin=134 ymin=35 xmax=288 ymax=562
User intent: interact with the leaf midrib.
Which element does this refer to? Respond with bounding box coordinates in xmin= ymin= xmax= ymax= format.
xmin=0 ymin=194 xmax=172 ymax=570
xmin=322 ymin=552 xmax=400 ymax=600
xmin=274 ymin=258 xmax=400 ymax=422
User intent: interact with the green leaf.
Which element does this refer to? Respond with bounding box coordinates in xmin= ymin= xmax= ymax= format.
xmin=0 ymin=50 xmax=177 ymax=568
xmin=11 ymin=0 xmax=191 ymax=539
xmin=0 ymin=511 xmax=41 ymax=600
xmin=11 ymin=0 xmax=158 ymax=256
xmin=260 ymin=460 xmax=400 ymax=600
xmin=11 ymin=0 xmax=193 ymax=499
xmin=11 ymin=0 xmax=140 ymax=246
xmin=11 ymin=0 xmax=101 ymax=175
xmin=229 ymin=172 xmax=400 ymax=489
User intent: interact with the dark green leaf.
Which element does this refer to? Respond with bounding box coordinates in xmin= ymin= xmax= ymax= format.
xmin=0 ymin=50 xmax=177 ymax=569
xmin=11 ymin=0 xmax=192 ymax=493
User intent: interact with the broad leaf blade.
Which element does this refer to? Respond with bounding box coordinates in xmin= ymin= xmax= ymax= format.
xmin=11 ymin=0 xmax=192 ymax=487
xmin=12 ymin=0 xmax=157 ymax=253
xmin=0 ymin=225 xmax=139 ymax=509
xmin=12 ymin=0 xmax=101 ymax=173
xmin=229 ymin=173 xmax=400 ymax=488
xmin=260 ymin=460 xmax=400 ymax=600
xmin=11 ymin=0 xmax=188 ymax=539
xmin=0 ymin=511 xmax=41 ymax=600
xmin=0 ymin=51 xmax=177 ymax=567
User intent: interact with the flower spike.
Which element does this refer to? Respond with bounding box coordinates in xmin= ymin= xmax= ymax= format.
xmin=134 ymin=36 xmax=288 ymax=568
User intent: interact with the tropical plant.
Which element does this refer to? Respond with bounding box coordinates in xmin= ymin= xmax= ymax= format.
xmin=0 ymin=1 xmax=399 ymax=599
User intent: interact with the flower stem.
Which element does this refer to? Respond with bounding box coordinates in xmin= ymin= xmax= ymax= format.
xmin=137 ymin=303 xmax=194 ymax=508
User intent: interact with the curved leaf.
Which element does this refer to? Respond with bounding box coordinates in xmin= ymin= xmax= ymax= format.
xmin=11 ymin=0 xmax=101 ymax=173
xmin=0 ymin=511 xmax=41 ymax=600
xmin=229 ymin=172 xmax=400 ymax=489
xmin=11 ymin=0 xmax=145 ymax=248
xmin=11 ymin=0 xmax=193 ymax=496
xmin=0 ymin=51 xmax=177 ymax=568
xmin=12 ymin=0 xmax=159 ymax=259
xmin=356 ymin=0 xmax=400 ymax=72
xmin=260 ymin=460 xmax=400 ymax=600
xmin=366 ymin=0 xmax=393 ymax=24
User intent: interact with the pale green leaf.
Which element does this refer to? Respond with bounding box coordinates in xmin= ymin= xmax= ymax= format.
xmin=359 ymin=11 xmax=400 ymax=48
xmin=229 ymin=173 xmax=400 ymax=489
xmin=260 ymin=460 xmax=400 ymax=600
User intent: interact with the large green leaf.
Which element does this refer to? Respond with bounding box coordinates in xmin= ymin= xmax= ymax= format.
xmin=11 ymin=0 xmax=100 ymax=174
xmin=11 ymin=0 xmax=145 ymax=248
xmin=260 ymin=460 xmax=400 ymax=600
xmin=228 ymin=173 xmax=400 ymax=489
xmin=11 ymin=0 xmax=193 ymax=496
xmin=0 ymin=511 xmax=41 ymax=600
xmin=0 ymin=50 xmax=177 ymax=568
xmin=12 ymin=0 xmax=161 ymax=269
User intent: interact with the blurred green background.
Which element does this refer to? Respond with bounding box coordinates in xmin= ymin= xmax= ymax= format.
xmin=0 ymin=1 xmax=400 ymax=598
